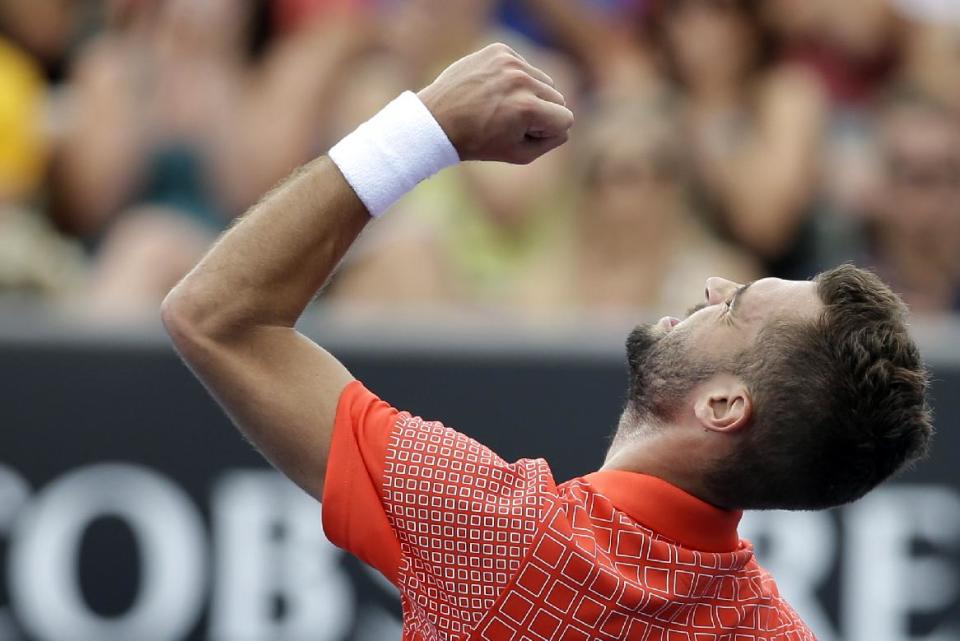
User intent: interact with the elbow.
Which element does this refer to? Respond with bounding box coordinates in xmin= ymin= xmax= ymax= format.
xmin=161 ymin=286 xmax=197 ymax=355
xmin=161 ymin=287 xmax=187 ymax=339
xmin=161 ymin=284 xmax=220 ymax=359
xmin=162 ymin=279 xmax=258 ymax=361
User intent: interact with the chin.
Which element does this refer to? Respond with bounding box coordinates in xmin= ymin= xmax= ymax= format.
xmin=625 ymin=319 xmax=712 ymax=425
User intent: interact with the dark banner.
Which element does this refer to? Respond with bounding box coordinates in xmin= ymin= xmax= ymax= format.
xmin=1 ymin=336 xmax=958 ymax=641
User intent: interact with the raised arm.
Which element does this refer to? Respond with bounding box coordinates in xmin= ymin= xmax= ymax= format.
xmin=160 ymin=43 xmax=573 ymax=500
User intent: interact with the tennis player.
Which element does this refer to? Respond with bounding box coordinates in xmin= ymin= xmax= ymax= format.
xmin=162 ymin=43 xmax=932 ymax=640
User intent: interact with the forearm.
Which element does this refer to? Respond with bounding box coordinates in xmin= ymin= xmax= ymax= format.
xmin=162 ymin=157 xmax=369 ymax=337
xmin=158 ymin=43 xmax=572 ymax=500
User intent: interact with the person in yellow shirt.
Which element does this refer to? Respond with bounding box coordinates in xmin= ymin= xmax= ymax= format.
xmin=0 ymin=36 xmax=87 ymax=297
xmin=0 ymin=36 xmax=46 ymax=203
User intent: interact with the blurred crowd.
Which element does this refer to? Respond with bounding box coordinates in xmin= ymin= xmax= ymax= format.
xmin=1 ymin=0 xmax=959 ymax=322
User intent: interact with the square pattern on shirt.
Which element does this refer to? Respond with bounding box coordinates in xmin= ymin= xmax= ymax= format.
xmin=381 ymin=413 xmax=815 ymax=641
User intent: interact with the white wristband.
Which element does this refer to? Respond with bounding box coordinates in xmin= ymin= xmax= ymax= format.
xmin=328 ymin=91 xmax=460 ymax=217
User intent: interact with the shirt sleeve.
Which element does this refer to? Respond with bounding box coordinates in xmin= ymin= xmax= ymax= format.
xmin=321 ymin=381 xmax=560 ymax=637
xmin=321 ymin=380 xmax=403 ymax=583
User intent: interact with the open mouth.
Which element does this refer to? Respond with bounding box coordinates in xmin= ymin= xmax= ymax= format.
xmin=658 ymin=316 xmax=681 ymax=331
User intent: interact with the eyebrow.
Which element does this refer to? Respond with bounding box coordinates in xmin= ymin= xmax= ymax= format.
xmin=730 ymin=281 xmax=754 ymax=316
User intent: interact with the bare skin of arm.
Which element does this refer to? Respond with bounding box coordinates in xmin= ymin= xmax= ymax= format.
xmin=161 ymin=43 xmax=573 ymax=501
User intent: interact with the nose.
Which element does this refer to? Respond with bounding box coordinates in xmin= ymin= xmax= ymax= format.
xmin=705 ymin=277 xmax=740 ymax=306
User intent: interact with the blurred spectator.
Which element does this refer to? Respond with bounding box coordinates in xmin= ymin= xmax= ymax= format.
xmin=764 ymin=0 xmax=907 ymax=251
xmin=0 ymin=207 xmax=88 ymax=298
xmin=272 ymin=0 xmax=374 ymax=35
xmin=862 ymin=89 xmax=960 ymax=313
xmin=529 ymin=98 xmax=758 ymax=317
xmin=381 ymin=0 xmax=501 ymax=83
xmin=329 ymin=8 xmax=581 ymax=314
xmin=768 ymin=0 xmax=904 ymax=107
xmin=0 ymin=34 xmax=85 ymax=296
xmin=50 ymin=0 xmax=249 ymax=314
xmin=646 ymin=0 xmax=827 ymax=278
xmin=0 ymin=36 xmax=45 ymax=201
xmin=0 ymin=0 xmax=958 ymax=324
xmin=899 ymin=17 xmax=960 ymax=113
xmin=331 ymin=96 xmax=760 ymax=319
xmin=57 ymin=0 xmax=267 ymax=233
xmin=0 ymin=0 xmax=92 ymax=83
xmin=504 ymin=0 xmax=660 ymax=96
xmin=328 ymin=131 xmax=575 ymax=313
xmin=51 ymin=0 xmax=371 ymax=316
xmin=84 ymin=204 xmax=212 ymax=316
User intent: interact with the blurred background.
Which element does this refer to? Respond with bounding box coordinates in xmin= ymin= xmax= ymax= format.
xmin=1 ymin=0 xmax=960 ymax=640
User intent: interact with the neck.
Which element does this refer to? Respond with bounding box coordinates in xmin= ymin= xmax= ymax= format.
xmin=603 ymin=413 xmax=727 ymax=509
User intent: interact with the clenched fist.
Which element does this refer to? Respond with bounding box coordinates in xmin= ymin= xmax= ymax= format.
xmin=418 ymin=43 xmax=574 ymax=165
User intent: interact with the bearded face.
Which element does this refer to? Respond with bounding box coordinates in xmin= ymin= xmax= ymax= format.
xmin=624 ymin=304 xmax=720 ymax=425
xmin=623 ymin=276 xmax=822 ymax=431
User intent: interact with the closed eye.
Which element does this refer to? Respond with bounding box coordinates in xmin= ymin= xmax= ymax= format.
xmin=727 ymin=282 xmax=753 ymax=317
xmin=721 ymin=296 xmax=735 ymax=322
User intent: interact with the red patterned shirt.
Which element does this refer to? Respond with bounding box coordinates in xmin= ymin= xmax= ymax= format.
xmin=322 ymin=381 xmax=817 ymax=641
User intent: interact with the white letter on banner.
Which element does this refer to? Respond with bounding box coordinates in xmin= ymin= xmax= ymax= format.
xmin=8 ymin=463 xmax=207 ymax=641
xmin=843 ymin=485 xmax=960 ymax=641
xmin=208 ymin=471 xmax=351 ymax=641
xmin=739 ymin=510 xmax=837 ymax=640
xmin=0 ymin=465 xmax=31 ymax=640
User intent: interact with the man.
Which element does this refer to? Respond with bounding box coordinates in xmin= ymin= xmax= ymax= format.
xmin=162 ymin=44 xmax=932 ymax=640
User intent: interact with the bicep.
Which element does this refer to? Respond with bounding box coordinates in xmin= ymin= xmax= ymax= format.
xmin=178 ymin=325 xmax=353 ymax=500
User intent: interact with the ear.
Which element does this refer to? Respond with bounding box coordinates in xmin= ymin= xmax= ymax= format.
xmin=693 ymin=375 xmax=752 ymax=434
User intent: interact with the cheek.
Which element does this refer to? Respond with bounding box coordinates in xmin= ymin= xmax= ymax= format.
xmin=680 ymin=320 xmax=745 ymax=366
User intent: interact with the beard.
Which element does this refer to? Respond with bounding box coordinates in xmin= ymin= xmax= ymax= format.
xmin=624 ymin=312 xmax=718 ymax=426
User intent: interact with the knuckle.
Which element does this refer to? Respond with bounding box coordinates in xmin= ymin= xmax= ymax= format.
xmin=546 ymin=88 xmax=565 ymax=105
xmin=515 ymin=96 xmax=539 ymax=116
xmin=498 ymin=52 xmax=521 ymax=70
xmin=504 ymin=69 xmax=529 ymax=88
xmin=516 ymin=93 xmax=540 ymax=114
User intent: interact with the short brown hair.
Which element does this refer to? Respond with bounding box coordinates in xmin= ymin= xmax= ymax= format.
xmin=707 ymin=265 xmax=933 ymax=510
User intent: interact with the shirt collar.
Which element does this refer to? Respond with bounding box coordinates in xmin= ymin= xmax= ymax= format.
xmin=582 ymin=470 xmax=743 ymax=553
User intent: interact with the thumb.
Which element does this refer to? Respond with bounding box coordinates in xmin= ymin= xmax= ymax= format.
xmin=515 ymin=131 xmax=569 ymax=164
